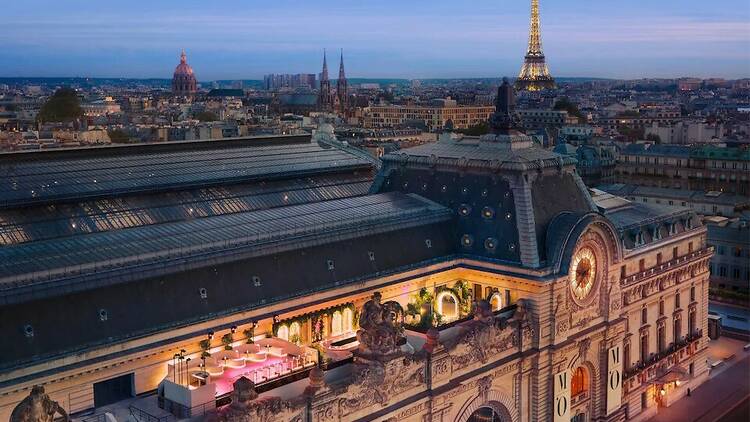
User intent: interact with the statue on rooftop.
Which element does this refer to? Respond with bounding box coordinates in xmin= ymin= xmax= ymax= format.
xmin=10 ymin=385 xmax=69 ymax=422
xmin=357 ymin=292 xmax=405 ymax=357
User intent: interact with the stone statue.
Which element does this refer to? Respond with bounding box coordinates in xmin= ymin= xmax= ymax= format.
xmin=10 ymin=385 xmax=69 ymax=422
xmin=357 ymin=292 xmax=405 ymax=357
xmin=472 ymin=299 xmax=494 ymax=324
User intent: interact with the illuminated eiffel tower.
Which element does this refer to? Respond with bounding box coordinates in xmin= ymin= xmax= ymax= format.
xmin=515 ymin=0 xmax=555 ymax=91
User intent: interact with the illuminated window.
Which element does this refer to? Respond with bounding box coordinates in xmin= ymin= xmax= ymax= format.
xmin=343 ymin=308 xmax=354 ymax=332
xmin=277 ymin=325 xmax=289 ymax=341
xmin=571 ymin=367 xmax=588 ymax=397
xmin=331 ymin=311 xmax=343 ymax=336
xmin=436 ymin=290 xmax=460 ymax=322
xmin=489 ymin=292 xmax=503 ymax=311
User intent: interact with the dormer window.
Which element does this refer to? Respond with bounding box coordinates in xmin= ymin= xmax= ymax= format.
xmin=635 ymin=231 xmax=645 ymax=246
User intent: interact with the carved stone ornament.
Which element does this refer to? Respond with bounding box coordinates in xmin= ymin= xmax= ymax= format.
xmin=356 ymin=291 xmax=406 ymax=358
xmin=217 ymin=377 xmax=301 ymax=422
xmin=448 ymin=301 xmax=532 ymax=368
xmin=339 ymin=355 xmax=426 ymax=416
xmin=577 ymin=338 xmax=591 ymax=362
xmin=608 ymin=278 xmax=622 ymax=313
xmin=10 ymin=385 xmax=69 ymax=422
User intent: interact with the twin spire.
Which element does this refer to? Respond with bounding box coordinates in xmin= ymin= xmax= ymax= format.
xmin=320 ymin=49 xmax=346 ymax=83
xmin=319 ymin=49 xmax=348 ymax=113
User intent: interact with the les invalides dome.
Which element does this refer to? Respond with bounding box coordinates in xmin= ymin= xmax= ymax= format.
xmin=171 ymin=50 xmax=197 ymax=97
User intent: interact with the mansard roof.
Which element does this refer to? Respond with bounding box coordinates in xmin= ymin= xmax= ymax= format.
xmin=374 ymin=133 xmax=595 ymax=269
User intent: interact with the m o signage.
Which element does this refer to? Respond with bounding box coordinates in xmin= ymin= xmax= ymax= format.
xmin=607 ymin=345 xmax=623 ymax=415
xmin=553 ymin=369 xmax=570 ymax=422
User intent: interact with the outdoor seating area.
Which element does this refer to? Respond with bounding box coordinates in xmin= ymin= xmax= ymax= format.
xmin=168 ymin=337 xmax=318 ymax=397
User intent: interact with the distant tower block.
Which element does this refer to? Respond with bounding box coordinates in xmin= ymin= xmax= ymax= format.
xmin=515 ymin=0 xmax=556 ymax=91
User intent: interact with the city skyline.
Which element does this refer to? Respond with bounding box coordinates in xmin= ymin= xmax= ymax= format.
xmin=1 ymin=0 xmax=749 ymax=80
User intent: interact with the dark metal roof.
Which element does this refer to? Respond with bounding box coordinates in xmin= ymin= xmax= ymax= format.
xmin=0 ymin=173 xmax=373 ymax=245
xmin=0 ymin=192 xmax=453 ymax=305
xmin=0 ymin=136 xmax=372 ymax=208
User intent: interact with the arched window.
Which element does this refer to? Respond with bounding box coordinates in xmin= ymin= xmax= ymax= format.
xmin=277 ymin=325 xmax=289 ymax=341
xmin=571 ymin=366 xmax=589 ymax=397
xmin=289 ymin=322 xmax=301 ymax=343
xmin=343 ymin=308 xmax=353 ymax=332
xmin=489 ymin=292 xmax=503 ymax=311
xmin=331 ymin=311 xmax=343 ymax=336
xmin=436 ymin=290 xmax=459 ymax=322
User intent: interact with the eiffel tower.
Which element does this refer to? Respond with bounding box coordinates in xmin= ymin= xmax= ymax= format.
xmin=515 ymin=0 xmax=555 ymax=91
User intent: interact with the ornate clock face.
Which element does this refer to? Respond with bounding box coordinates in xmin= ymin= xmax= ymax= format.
xmin=570 ymin=247 xmax=597 ymax=301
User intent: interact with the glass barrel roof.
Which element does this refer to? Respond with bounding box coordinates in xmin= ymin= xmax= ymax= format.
xmin=0 ymin=192 xmax=452 ymax=288
xmin=0 ymin=142 xmax=372 ymax=208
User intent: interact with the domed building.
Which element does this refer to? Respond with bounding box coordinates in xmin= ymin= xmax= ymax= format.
xmin=171 ymin=50 xmax=197 ymax=97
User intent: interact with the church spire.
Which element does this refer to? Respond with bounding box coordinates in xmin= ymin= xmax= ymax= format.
xmin=336 ymin=49 xmax=349 ymax=114
xmin=321 ymin=49 xmax=329 ymax=81
xmin=319 ymin=49 xmax=333 ymax=111
xmin=338 ymin=49 xmax=345 ymax=80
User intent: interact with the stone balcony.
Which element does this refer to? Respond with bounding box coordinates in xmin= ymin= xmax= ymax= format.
xmin=622 ymin=248 xmax=712 ymax=288
xmin=623 ymin=330 xmax=703 ymax=393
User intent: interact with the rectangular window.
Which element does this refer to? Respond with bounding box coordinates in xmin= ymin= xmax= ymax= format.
xmin=689 ymin=242 xmax=694 ymax=253
xmin=657 ymin=252 xmax=662 ymax=265
xmin=659 ymin=301 xmax=664 ymax=316
xmin=658 ymin=326 xmax=666 ymax=352
xmin=642 ymin=308 xmax=648 ymax=324
xmin=673 ymin=246 xmax=678 ymax=260
xmin=621 ymin=265 xmax=627 ymax=279
xmin=639 ymin=259 xmax=645 ymax=272
xmin=675 ymin=292 xmax=681 ymax=308
xmin=473 ymin=283 xmax=483 ymax=302
xmin=690 ymin=286 xmax=696 ymax=302
xmin=624 ymin=342 xmax=631 ymax=370
xmin=642 ymin=392 xmax=648 ymax=410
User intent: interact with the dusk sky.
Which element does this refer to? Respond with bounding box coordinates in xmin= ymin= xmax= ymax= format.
xmin=2 ymin=0 xmax=749 ymax=80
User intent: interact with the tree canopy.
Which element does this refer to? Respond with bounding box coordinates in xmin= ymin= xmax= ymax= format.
xmin=107 ymin=129 xmax=131 ymax=144
xmin=195 ymin=111 xmax=218 ymax=122
xmin=553 ymin=97 xmax=584 ymax=121
xmin=38 ymin=88 xmax=82 ymax=122
xmin=455 ymin=121 xmax=490 ymax=136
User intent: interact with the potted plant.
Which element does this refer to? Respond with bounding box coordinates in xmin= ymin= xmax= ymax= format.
xmin=221 ymin=333 xmax=234 ymax=350
xmin=198 ymin=339 xmax=211 ymax=359
xmin=243 ymin=327 xmax=255 ymax=344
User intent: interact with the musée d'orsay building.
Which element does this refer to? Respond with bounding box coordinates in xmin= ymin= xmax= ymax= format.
xmin=1 ymin=82 xmax=711 ymax=422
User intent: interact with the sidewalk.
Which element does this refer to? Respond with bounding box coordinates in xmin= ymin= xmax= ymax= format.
xmin=649 ymin=340 xmax=750 ymax=422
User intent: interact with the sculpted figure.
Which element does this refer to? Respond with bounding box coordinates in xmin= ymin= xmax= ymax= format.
xmin=473 ymin=299 xmax=495 ymax=324
xmin=357 ymin=292 xmax=405 ymax=356
xmin=10 ymin=385 xmax=69 ymax=422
